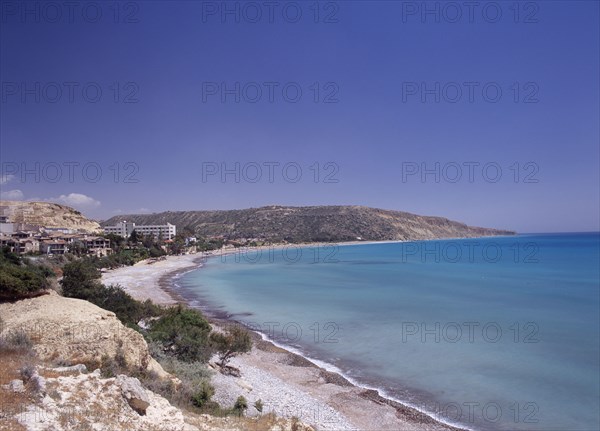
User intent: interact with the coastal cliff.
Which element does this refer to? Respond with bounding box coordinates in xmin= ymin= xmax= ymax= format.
xmin=0 ymin=292 xmax=315 ymax=431
xmin=102 ymin=205 xmax=515 ymax=242
xmin=0 ymin=201 xmax=101 ymax=233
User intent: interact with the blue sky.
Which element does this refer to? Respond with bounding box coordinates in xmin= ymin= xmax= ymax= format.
xmin=1 ymin=0 xmax=598 ymax=233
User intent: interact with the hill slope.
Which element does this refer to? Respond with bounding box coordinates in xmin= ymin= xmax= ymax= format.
xmin=102 ymin=205 xmax=514 ymax=242
xmin=0 ymin=200 xmax=101 ymax=233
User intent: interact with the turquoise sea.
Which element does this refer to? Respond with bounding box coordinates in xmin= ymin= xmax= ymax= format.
xmin=177 ymin=233 xmax=600 ymax=431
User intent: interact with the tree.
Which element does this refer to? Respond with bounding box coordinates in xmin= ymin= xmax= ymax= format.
xmin=70 ymin=240 xmax=85 ymax=257
xmin=210 ymin=325 xmax=252 ymax=371
xmin=148 ymin=305 xmax=213 ymax=363
xmin=128 ymin=230 xmax=140 ymax=244
xmin=141 ymin=234 xmax=155 ymax=249
xmin=60 ymin=260 xmax=102 ymax=299
xmin=104 ymin=233 xmax=124 ymax=251
xmin=169 ymin=235 xmax=186 ymax=255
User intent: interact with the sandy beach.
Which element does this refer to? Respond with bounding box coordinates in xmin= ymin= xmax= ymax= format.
xmin=101 ymin=253 xmax=466 ymax=431
xmin=101 ymin=254 xmax=205 ymax=305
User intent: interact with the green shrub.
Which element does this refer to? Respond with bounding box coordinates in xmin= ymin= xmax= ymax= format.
xmin=60 ymin=260 xmax=102 ymax=298
xmin=148 ymin=305 xmax=213 ymax=363
xmin=191 ymin=381 xmax=215 ymax=408
xmin=233 ymin=396 xmax=248 ymax=416
xmin=93 ymin=285 xmax=163 ymax=327
xmin=149 ymin=247 xmax=165 ymax=258
xmin=0 ymin=247 xmax=50 ymax=300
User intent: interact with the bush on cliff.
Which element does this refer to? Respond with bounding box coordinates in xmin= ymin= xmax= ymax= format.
xmin=147 ymin=305 xmax=213 ymax=363
xmin=60 ymin=260 xmax=103 ymax=298
xmin=0 ymin=246 xmax=52 ymax=300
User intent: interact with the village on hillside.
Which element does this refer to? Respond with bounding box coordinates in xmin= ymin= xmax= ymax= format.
xmin=0 ymin=212 xmax=183 ymax=257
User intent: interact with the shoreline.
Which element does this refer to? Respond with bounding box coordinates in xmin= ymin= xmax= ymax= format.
xmin=102 ymin=249 xmax=473 ymax=431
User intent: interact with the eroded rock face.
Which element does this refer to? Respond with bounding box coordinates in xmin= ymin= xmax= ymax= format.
xmin=0 ymin=200 xmax=101 ymax=232
xmin=0 ymin=291 xmax=167 ymax=378
xmin=13 ymin=366 xmax=191 ymax=431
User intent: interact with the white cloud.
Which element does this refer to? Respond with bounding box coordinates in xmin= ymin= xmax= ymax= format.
xmin=0 ymin=174 xmax=15 ymax=185
xmin=51 ymin=193 xmax=101 ymax=209
xmin=0 ymin=189 xmax=24 ymax=200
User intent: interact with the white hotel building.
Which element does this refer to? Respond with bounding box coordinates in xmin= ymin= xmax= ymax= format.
xmin=104 ymin=221 xmax=176 ymax=240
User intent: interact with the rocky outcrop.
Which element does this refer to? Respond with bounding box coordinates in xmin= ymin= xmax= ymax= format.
xmin=3 ymin=362 xmax=316 ymax=431
xmin=117 ymin=375 xmax=151 ymax=415
xmin=102 ymin=205 xmax=515 ymax=243
xmin=0 ymin=293 xmax=318 ymax=431
xmin=0 ymin=291 xmax=167 ymax=377
xmin=0 ymin=200 xmax=101 ymax=232
xmin=12 ymin=367 xmax=192 ymax=431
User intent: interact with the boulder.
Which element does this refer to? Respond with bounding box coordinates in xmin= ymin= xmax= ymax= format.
xmin=117 ymin=375 xmax=151 ymax=415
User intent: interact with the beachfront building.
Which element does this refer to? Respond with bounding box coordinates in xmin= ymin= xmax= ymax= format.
xmin=103 ymin=221 xmax=136 ymax=238
xmin=103 ymin=221 xmax=176 ymax=240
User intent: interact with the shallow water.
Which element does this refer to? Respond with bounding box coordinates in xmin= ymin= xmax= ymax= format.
xmin=178 ymin=234 xmax=600 ymax=431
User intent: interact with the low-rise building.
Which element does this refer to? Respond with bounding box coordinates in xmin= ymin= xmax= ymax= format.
xmin=84 ymin=236 xmax=112 ymax=256
xmin=16 ymin=238 xmax=41 ymax=254
xmin=40 ymin=239 xmax=68 ymax=255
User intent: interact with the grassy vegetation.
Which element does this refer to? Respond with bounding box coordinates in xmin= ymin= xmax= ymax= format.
xmin=0 ymin=246 xmax=54 ymax=301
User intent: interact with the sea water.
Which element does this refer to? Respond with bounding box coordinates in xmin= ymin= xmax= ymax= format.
xmin=178 ymin=233 xmax=600 ymax=431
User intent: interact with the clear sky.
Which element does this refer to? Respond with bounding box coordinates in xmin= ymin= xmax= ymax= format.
xmin=1 ymin=0 xmax=598 ymax=233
